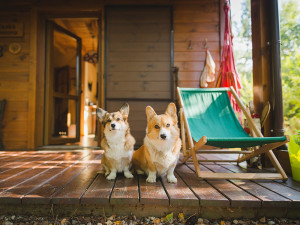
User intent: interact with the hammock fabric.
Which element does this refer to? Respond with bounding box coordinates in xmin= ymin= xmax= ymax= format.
xmin=216 ymin=0 xmax=242 ymax=114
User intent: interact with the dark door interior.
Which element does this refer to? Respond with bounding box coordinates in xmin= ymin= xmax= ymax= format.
xmin=44 ymin=21 xmax=82 ymax=145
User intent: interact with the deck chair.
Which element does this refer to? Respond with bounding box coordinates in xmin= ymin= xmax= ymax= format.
xmin=177 ymin=87 xmax=289 ymax=181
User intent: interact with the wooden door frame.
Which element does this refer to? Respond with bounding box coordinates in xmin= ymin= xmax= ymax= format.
xmin=35 ymin=10 xmax=102 ymax=147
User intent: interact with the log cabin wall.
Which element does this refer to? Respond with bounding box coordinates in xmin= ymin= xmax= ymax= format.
xmin=0 ymin=9 xmax=36 ymax=150
xmin=0 ymin=0 xmax=221 ymax=150
xmin=173 ymin=0 xmax=220 ymax=88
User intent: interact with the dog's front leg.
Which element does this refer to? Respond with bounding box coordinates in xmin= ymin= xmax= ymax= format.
xmin=106 ymin=168 xmax=117 ymax=180
xmin=124 ymin=166 xmax=134 ymax=178
xmin=167 ymin=165 xmax=177 ymax=183
xmin=146 ymin=170 xmax=157 ymax=183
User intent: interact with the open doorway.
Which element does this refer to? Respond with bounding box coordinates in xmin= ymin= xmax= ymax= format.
xmin=44 ymin=18 xmax=100 ymax=148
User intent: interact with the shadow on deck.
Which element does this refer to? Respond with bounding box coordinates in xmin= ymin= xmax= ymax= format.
xmin=0 ymin=150 xmax=299 ymax=219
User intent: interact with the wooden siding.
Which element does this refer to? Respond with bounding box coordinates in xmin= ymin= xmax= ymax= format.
xmin=174 ymin=0 xmax=220 ymax=88
xmin=0 ymin=0 xmax=221 ymax=149
xmin=0 ymin=11 xmax=32 ymax=149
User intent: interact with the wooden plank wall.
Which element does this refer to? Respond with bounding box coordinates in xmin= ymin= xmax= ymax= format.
xmin=173 ymin=0 xmax=220 ymax=88
xmin=0 ymin=10 xmax=32 ymax=150
xmin=0 ymin=0 xmax=221 ymax=150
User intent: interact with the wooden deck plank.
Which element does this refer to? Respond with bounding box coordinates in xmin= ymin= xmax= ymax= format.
xmin=256 ymin=181 xmax=300 ymax=208
xmin=110 ymin=174 xmax=139 ymax=205
xmin=22 ymin=152 xmax=100 ymax=204
xmin=0 ymin=154 xmax=65 ymax=194
xmin=51 ymin=155 xmax=102 ymax=205
xmin=0 ymin=151 xmax=26 ymax=160
xmin=0 ymin=153 xmax=60 ymax=173
xmin=161 ymin=171 xmax=199 ymax=207
xmin=0 ymin=152 xmax=94 ymax=204
xmin=175 ymin=163 xmax=229 ymax=207
xmin=208 ymin=164 xmax=291 ymax=208
xmin=220 ymin=163 xmax=300 ymax=207
xmin=276 ymin=178 xmax=300 ymax=192
xmin=81 ymin=174 xmax=116 ymax=204
xmin=139 ymin=175 xmax=169 ymax=206
xmin=0 ymin=153 xmax=61 ymax=175
xmin=188 ymin=163 xmax=261 ymax=207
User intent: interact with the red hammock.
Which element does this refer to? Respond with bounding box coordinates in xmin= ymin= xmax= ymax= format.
xmin=216 ymin=0 xmax=242 ymax=114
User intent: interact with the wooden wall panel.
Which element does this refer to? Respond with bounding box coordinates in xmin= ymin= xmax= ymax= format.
xmin=0 ymin=0 xmax=221 ymax=149
xmin=173 ymin=0 xmax=220 ymax=89
xmin=0 ymin=11 xmax=31 ymax=149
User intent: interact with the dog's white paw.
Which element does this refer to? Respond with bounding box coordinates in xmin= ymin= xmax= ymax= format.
xmin=146 ymin=175 xmax=156 ymax=183
xmin=106 ymin=172 xmax=116 ymax=180
xmin=167 ymin=174 xmax=177 ymax=183
xmin=124 ymin=171 xmax=134 ymax=179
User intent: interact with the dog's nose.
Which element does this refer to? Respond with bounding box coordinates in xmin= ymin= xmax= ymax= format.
xmin=111 ymin=123 xmax=116 ymax=128
xmin=160 ymin=134 xmax=167 ymax=140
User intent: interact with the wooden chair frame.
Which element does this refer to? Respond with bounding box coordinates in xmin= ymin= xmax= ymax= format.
xmin=177 ymin=86 xmax=289 ymax=181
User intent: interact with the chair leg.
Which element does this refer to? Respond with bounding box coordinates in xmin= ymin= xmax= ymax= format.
xmin=191 ymin=147 xmax=201 ymax=178
xmin=180 ymin=109 xmax=187 ymax=156
xmin=266 ymin=150 xmax=288 ymax=181
xmin=237 ymin=140 xmax=289 ymax=181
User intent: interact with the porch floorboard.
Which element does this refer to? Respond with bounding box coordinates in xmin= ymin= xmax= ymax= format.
xmin=0 ymin=150 xmax=299 ymax=219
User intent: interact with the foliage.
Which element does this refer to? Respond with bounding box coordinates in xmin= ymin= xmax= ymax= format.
xmin=231 ymin=0 xmax=253 ymax=105
xmin=280 ymin=0 xmax=300 ymax=135
xmin=232 ymin=0 xmax=300 ymax=135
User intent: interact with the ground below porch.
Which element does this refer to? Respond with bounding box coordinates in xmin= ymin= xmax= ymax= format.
xmin=0 ymin=150 xmax=299 ymax=219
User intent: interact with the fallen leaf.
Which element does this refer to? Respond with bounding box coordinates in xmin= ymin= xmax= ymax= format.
xmin=166 ymin=212 xmax=173 ymax=222
xmin=178 ymin=213 xmax=184 ymax=221
xmin=107 ymin=215 xmax=116 ymax=221
xmin=60 ymin=218 xmax=67 ymax=225
xmin=220 ymin=221 xmax=225 ymax=225
xmin=114 ymin=221 xmax=122 ymax=225
xmin=153 ymin=218 xmax=160 ymax=225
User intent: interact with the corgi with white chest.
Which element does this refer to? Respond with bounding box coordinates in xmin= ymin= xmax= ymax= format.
xmin=132 ymin=103 xmax=181 ymax=183
xmin=96 ymin=103 xmax=135 ymax=180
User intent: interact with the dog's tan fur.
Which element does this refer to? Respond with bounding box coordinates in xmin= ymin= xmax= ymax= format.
xmin=96 ymin=103 xmax=135 ymax=180
xmin=132 ymin=103 xmax=181 ymax=183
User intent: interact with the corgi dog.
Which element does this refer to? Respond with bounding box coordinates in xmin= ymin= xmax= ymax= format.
xmin=96 ymin=103 xmax=135 ymax=180
xmin=132 ymin=103 xmax=181 ymax=183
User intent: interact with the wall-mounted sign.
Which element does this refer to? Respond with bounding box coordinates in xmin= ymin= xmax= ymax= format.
xmin=0 ymin=23 xmax=23 ymax=37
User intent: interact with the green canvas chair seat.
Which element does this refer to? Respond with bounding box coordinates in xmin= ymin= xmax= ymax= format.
xmin=177 ymin=87 xmax=289 ymax=181
xmin=179 ymin=88 xmax=287 ymax=148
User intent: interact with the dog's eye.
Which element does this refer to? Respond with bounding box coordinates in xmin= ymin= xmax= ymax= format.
xmin=155 ymin=125 xmax=160 ymax=129
xmin=107 ymin=119 xmax=111 ymax=123
xmin=116 ymin=118 xmax=121 ymax=121
xmin=166 ymin=123 xmax=170 ymax=127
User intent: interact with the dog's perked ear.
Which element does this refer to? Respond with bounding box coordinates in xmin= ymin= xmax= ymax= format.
xmin=165 ymin=103 xmax=178 ymax=123
xmin=146 ymin=106 xmax=157 ymax=122
xmin=96 ymin=107 xmax=107 ymax=122
xmin=120 ymin=103 xmax=129 ymax=120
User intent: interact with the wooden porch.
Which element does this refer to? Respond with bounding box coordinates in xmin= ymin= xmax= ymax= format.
xmin=0 ymin=150 xmax=299 ymax=219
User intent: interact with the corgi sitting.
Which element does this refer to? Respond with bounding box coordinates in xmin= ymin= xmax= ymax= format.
xmin=96 ymin=103 xmax=135 ymax=180
xmin=132 ymin=103 xmax=181 ymax=183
